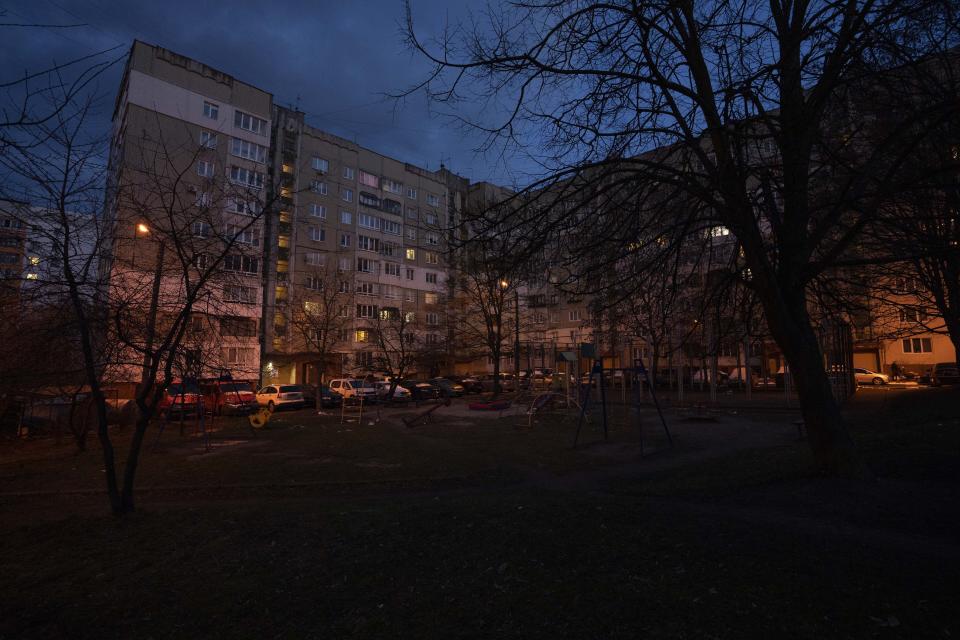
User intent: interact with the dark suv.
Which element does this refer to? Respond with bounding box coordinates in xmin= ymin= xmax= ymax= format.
xmin=931 ymin=362 xmax=960 ymax=386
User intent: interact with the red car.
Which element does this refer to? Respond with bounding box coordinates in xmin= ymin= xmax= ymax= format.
xmin=201 ymin=380 xmax=259 ymax=415
xmin=158 ymin=381 xmax=203 ymax=416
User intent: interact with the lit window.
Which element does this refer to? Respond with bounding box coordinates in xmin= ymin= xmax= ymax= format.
xmin=406 ymin=248 xmax=416 ymax=260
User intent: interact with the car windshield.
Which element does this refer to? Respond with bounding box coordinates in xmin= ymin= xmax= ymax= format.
xmin=279 ymin=385 xmax=301 ymax=393
xmin=219 ymin=382 xmax=252 ymax=392
xmin=168 ymin=384 xmax=198 ymax=395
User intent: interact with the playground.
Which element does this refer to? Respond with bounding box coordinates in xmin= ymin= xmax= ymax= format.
xmin=1 ymin=385 xmax=958 ymax=638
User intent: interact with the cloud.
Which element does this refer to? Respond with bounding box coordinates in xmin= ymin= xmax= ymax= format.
xmin=0 ymin=0 xmax=538 ymax=185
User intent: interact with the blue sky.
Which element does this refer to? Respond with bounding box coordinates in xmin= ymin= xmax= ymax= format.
xmin=0 ymin=0 xmax=536 ymax=186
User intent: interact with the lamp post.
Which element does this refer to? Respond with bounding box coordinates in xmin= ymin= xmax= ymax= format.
xmin=514 ymin=288 xmax=520 ymax=386
xmin=136 ymin=223 xmax=166 ymax=385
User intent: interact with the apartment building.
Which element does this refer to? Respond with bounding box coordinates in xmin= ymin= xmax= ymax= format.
xmin=262 ymin=108 xmax=450 ymax=385
xmin=107 ymin=41 xmax=272 ymax=383
xmin=102 ymin=41 xmax=953 ymax=391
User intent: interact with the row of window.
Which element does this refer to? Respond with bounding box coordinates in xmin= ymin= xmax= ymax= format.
xmin=309 ymin=156 xmax=440 ymax=204
xmin=203 ymin=101 xmax=268 ymax=136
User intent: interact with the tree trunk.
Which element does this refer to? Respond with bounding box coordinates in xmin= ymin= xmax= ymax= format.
xmin=762 ymin=288 xmax=870 ymax=478
xmin=120 ymin=405 xmax=152 ymax=513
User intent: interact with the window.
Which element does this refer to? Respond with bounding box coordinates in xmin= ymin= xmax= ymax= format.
xmin=193 ymin=254 xmax=208 ymax=270
xmin=234 ymin=110 xmax=267 ymax=135
xmin=899 ymin=308 xmax=928 ymax=323
xmin=221 ymin=316 xmax=257 ymax=337
xmin=383 ymin=220 xmax=401 ymax=235
xmin=406 ymin=187 xmax=418 ymax=199
xmin=305 ymin=252 xmax=325 ymax=266
xmin=197 ymin=161 xmax=215 ymax=178
xmin=568 ymin=310 xmax=582 ymax=322
xmin=359 ymin=192 xmax=380 ymax=208
xmin=406 ymin=248 xmax=416 ymax=261
xmin=426 ymin=193 xmax=440 ymax=207
xmin=356 ymin=304 xmax=377 ymax=318
xmin=426 ymin=312 xmax=439 ymax=326
xmin=406 ymin=268 xmax=414 ymax=281
xmin=359 ymin=170 xmax=379 ymax=188
xmin=355 ymin=329 xmax=370 ymax=343
xmin=426 ymin=232 xmax=439 ymax=245
xmin=533 ymin=312 xmax=545 ymax=324
xmin=223 ymin=255 xmax=260 ymax=274
xmin=425 ymin=213 xmax=438 ymax=225
xmin=404 ymin=312 xmax=415 ymax=322
xmin=426 ymin=272 xmax=438 ymax=284
xmin=425 ymin=251 xmax=439 ymax=265
xmin=229 ymin=166 xmax=264 ymax=189
xmin=380 ymin=242 xmax=399 ymax=258
xmin=310 ymin=204 xmax=326 ymax=219
xmin=382 ymin=199 xmax=402 ymax=215
xmin=709 ymin=226 xmax=731 ymax=237
xmin=340 ymin=210 xmax=352 ymax=225
xmin=383 ymin=179 xmax=403 ymax=194
xmin=352 ymin=351 xmax=373 ymax=368
xmin=312 ymin=157 xmax=329 ymax=173
xmin=339 ymin=232 xmax=351 ymax=248
xmin=424 ymin=293 xmax=438 ymax=305
xmin=358 ymin=235 xmax=379 ymax=251
xmin=341 ymin=188 xmax=353 ymax=203
xmin=200 ymin=131 xmax=217 ymax=149
xmin=223 ymin=347 xmax=255 ymax=364
xmin=405 ymin=227 xmax=416 ymax=241
xmin=384 ymin=262 xmax=401 ymax=277
xmin=406 ymin=208 xmax=418 ymax=220
xmin=310 ymin=180 xmax=328 ymax=195
xmin=230 ymin=138 xmax=268 ymax=163
xmin=356 ymin=257 xmax=374 ymax=273
xmin=425 ymin=334 xmax=439 ymax=345
xmin=338 ymin=280 xmax=351 ymax=293
xmin=902 ymin=337 xmax=933 ymax=353
xmin=338 ymin=257 xmax=351 ymax=271
xmin=305 ymin=275 xmax=324 ymax=291
xmin=356 ymin=281 xmax=377 ymax=296
xmin=309 ymin=226 xmax=325 ymax=242
xmin=228 ymin=197 xmax=261 ymax=216
xmin=195 ymin=191 xmax=211 ymax=207
xmin=404 ymin=289 xmax=415 ymax=302
xmin=224 ymin=285 xmax=257 ymax=303
xmin=226 ymin=224 xmax=256 ymax=245
xmin=203 ymin=101 xmax=219 ymax=120
xmin=343 ymin=166 xmax=355 ymax=180
xmin=358 ymin=213 xmax=379 ymax=230
xmin=192 ymin=221 xmax=212 ymax=238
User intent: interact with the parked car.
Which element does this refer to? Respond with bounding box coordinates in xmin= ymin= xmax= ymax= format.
xmin=447 ymin=376 xmax=483 ymax=393
xmin=853 ymin=368 xmax=889 ymax=386
xmin=328 ymin=379 xmax=379 ymax=403
xmin=374 ymin=381 xmax=412 ymax=403
xmin=931 ymin=362 xmax=960 ymax=386
xmin=398 ymin=380 xmax=441 ymax=402
xmin=201 ymin=380 xmax=258 ymax=415
xmin=255 ymin=384 xmax=305 ymax=411
xmin=479 ymin=373 xmax=516 ymax=392
xmin=159 ymin=381 xmax=203 ymax=417
xmin=430 ymin=377 xmax=464 ymax=397
xmin=291 ymin=384 xmax=343 ymax=409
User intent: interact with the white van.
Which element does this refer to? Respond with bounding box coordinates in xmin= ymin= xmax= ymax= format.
xmin=328 ymin=379 xmax=379 ymax=402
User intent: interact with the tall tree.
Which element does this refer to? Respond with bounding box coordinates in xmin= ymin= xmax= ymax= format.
xmin=405 ymin=0 xmax=959 ymax=475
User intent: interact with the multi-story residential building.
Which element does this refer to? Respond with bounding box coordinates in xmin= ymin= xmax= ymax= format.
xmin=100 ymin=41 xmax=952 ymax=393
xmin=262 ymin=108 xmax=450 ymax=385
xmin=106 ymin=41 xmax=272 ymax=385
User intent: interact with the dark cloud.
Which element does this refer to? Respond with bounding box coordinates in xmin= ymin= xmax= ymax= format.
xmin=0 ymin=0 xmax=535 ymax=185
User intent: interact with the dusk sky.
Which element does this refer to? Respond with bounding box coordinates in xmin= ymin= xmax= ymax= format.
xmin=0 ymin=0 xmax=532 ymax=185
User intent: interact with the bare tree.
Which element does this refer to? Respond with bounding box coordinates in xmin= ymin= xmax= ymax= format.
xmin=287 ymin=261 xmax=353 ymax=400
xmin=404 ymin=0 xmax=959 ymax=475
xmin=368 ymin=306 xmax=420 ymax=401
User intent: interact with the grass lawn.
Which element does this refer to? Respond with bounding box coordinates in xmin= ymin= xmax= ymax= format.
xmin=1 ymin=388 xmax=958 ymax=638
